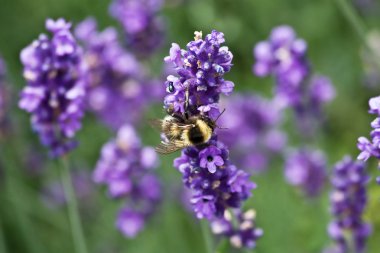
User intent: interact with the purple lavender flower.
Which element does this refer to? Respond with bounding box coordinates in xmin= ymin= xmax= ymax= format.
xmin=199 ymin=146 xmax=224 ymax=173
xmin=284 ymin=148 xmax=327 ymax=197
xmin=357 ymin=96 xmax=380 ymax=182
xmin=165 ymin=30 xmax=261 ymax=249
xmin=19 ymin=18 xmax=86 ymax=157
xmin=211 ymin=209 xmax=263 ymax=249
xmin=109 ymin=0 xmax=165 ymax=56
xmin=309 ymin=75 xmax=335 ymax=114
xmin=75 ymin=18 xmax=161 ymax=129
xmin=164 ymin=30 xmax=234 ymax=117
xmin=253 ymin=25 xmax=309 ymax=107
xmin=327 ymin=156 xmax=371 ymax=253
xmin=93 ymin=124 xmax=160 ymax=238
xmin=218 ymin=94 xmax=286 ymax=173
xmin=253 ymin=25 xmax=335 ymax=134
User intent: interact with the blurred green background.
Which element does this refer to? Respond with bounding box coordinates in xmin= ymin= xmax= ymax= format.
xmin=0 ymin=0 xmax=380 ymax=252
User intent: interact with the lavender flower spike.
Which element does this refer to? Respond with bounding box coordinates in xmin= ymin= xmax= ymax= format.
xmin=253 ymin=25 xmax=335 ymax=135
xmin=357 ymin=96 xmax=380 ymax=182
xmin=75 ymin=18 xmax=154 ymax=129
xmin=109 ymin=0 xmax=165 ymax=56
xmin=19 ymin=18 xmax=86 ymax=157
xmin=165 ymin=30 xmax=261 ymax=249
xmin=253 ymin=25 xmax=309 ymax=107
xmin=284 ymin=148 xmax=327 ymax=197
xmin=93 ymin=124 xmax=161 ymax=238
xmin=326 ymin=156 xmax=371 ymax=253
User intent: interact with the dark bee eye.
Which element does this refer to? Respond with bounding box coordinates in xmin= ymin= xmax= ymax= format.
xmin=168 ymin=82 xmax=175 ymax=93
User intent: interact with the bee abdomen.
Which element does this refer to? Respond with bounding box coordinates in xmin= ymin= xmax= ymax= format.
xmin=188 ymin=126 xmax=205 ymax=145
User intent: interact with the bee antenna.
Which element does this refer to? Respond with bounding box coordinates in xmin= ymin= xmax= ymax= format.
xmin=214 ymin=108 xmax=226 ymax=123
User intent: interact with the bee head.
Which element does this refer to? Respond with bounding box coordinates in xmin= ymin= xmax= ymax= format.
xmin=199 ymin=108 xmax=226 ymax=130
xmin=200 ymin=115 xmax=216 ymax=130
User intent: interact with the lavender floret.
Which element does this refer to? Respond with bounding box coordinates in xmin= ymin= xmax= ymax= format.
xmin=357 ymin=96 xmax=380 ymax=182
xmin=93 ymin=125 xmax=161 ymax=238
xmin=327 ymin=156 xmax=371 ymax=253
xmin=19 ymin=18 xmax=86 ymax=157
xmin=211 ymin=210 xmax=263 ymax=249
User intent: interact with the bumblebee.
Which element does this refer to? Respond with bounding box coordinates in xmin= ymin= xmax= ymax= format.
xmin=150 ymin=108 xmax=225 ymax=154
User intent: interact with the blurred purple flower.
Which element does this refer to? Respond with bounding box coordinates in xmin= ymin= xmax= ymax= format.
xmin=93 ymin=124 xmax=161 ymax=238
xmin=218 ymin=94 xmax=286 ymax=173
xmin=165 ymin=30 xmax=261 ymax=249
xmin=253 ymin=25 xmax=309 ymax=107
xmin=309 ymin=75 xmax=335 ymax=114
xmin=19 ymin=18 xmax=86 ymax=157
xmin=253 ymin=25 xmax=335 ymax=135
xmin=284 ymin=148 xmax=327 ymax=197
xmin=327 ymin=156 xmax=371 ymax=253
xmin=75 ymin=18 xmax=162 ymax=129
xmin=109 ymin=0 xmax=165 ymax=56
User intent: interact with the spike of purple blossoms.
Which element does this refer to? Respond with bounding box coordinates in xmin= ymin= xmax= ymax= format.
xmin=165 ymin=30 xmax=261 ymax=249
xmin=253 ymin=25 xmax=335 ymax=133
xmin=253 ymin=25 xmax=309 ymax=107
xmin=218 ymin=94 xmax=287 ymax=173
xmin=93 ymin=124 xmax=161 ymax=238
xmin=211 ymin=209 xmax=263 ymax=249
xmin=19 ymin=18 xmax=86 ymax=157
xmin=357 ymin=96 xmax=380 ymax=182
xmin=109 ymin=0 xmax=165 ymax=57
xmin=327 ymin=156 xmax=371 ymax=253
xmin=75 ymin=18 xmax=159 ymax=129
xmin=284 ymin=148 xmax=327 ymax=197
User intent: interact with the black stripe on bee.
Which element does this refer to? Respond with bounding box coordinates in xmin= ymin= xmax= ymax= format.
xmin=188 ymin=126 xmax=205 ymax=145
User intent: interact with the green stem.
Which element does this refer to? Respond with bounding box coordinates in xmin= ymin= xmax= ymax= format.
xmin=0 ymin=151 xmax=42 ymax=253
xmin=335 ymin=0 xmax=367 ymax=42
xmin=201 ymin=220 xmax=214 ymax=253
xmin=59 ymin=156 xmax=88 ymax=253
xmin=334 ymin=0 xmax=380 ymax=69
xmin=0 ymin=218 xmax=8 ymax=253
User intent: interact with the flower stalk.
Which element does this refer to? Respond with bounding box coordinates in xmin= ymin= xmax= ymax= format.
xmin=59 ymin=156 xmax=88 ymax=253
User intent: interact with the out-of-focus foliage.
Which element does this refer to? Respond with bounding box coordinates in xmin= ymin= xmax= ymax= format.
xmin=0 ymin=0 xmax=380 ymax=252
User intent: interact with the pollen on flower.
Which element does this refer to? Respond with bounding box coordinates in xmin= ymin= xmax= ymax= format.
xmin=194 ymin=31 xmax=202 ymax=41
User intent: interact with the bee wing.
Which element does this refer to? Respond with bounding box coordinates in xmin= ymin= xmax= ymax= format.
xmin=148 ymin=119 xmax=164 ymax=132
xmin=155 ymin=140 xmax=188 ymax=154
